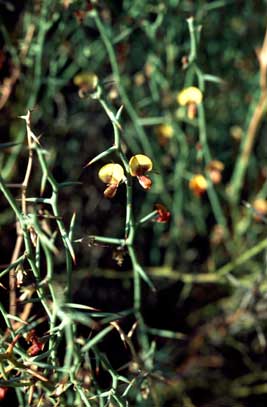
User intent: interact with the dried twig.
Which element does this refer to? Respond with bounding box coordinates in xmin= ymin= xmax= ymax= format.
xmin=229 ymin=28 xmax=267 ymax=204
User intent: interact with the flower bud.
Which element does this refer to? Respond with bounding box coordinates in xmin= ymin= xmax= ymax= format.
xmin=252 ymin=199 xmax=267 ymax=221
xmin=73 ymin=72 xmax=98 ymax=95
xmin=189 ymin=174 xmax=208 ymax=196
xmin=155 ymin=124 xmax=174 ymax=146
xmin=206 ymin=160 xmax=224 ymax=185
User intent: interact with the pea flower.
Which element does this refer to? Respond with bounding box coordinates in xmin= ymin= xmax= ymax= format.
xmin=129 ymin=154 xmax=153 ymax=190
xmin=189 ymin=174 xmax=208 ymax=197
xmin=26 ymin=329 xmax=44 ymax=356
xmin=252 ymin=199 xmax=267 ymax=222
xmin=73 ymin=72 xmax=98 ymax=96
xmin=98 ymin=163 xmax=125 ymax=198
xmin=177 ymin=86 xmax=203 ymax=119
xmin=206 ymin=160 xmax=224 ymax=185
xmin=155 ymin=124 xmax=174 ymax=146
xmin=155 ymin=204 xmax=171 ymax=223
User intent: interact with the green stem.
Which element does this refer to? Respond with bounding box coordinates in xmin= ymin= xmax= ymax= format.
xmin=36 ymin=147 xmax=74 ymax=301
xmin=138 ymin=210 xmax=158 ymax=226
xmin=186 ymin=18 xmax=229 ymax=240
xmin=89 ymin=235 xmax=125 ymax=246
xmin=51 ymin=197 xmax=73 ymax=300
xmin=2 ymin=0 xmax=52 ymax=180
xmin=0 ymin=302 xmax=15 ymax=337
xmin=0 ymin=174 xmax=52 ymax=318
xmin=92 ymin=11 xmax=171 ymax=205
xmin=0 ymin=175 xmax=23 ymax=219
xmin=128 ymin=246 xmax=141 ymax=311
xmin=216 ymin=237 xmax=267 ymax=278
xmin=187 ymin=17 xmax=198 ymax=64
xmin=125 ymin=178 xmax=135 ymax=243
xmin=90 ymin=74 xmax=152 ymax=370
xmin=198 ymin=104 xmax=228 ymax=232
xmin=81 ymin=326 xmax=114 ymax=353
xmin=28 ymin=0 xmax=52 ymax=108
xmin=164 ymin=126 xmax=188 ymax=267
xmin=0 ymin=255 xmax=25 ymax=280
xmin=93 ymin=13 xmax=150 ymax=152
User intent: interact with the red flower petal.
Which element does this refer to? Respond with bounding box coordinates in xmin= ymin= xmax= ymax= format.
xmin=155 ymin=204 xmax=171 ymax=223
xmin=137 ymin=175 xmax=152 ymax=190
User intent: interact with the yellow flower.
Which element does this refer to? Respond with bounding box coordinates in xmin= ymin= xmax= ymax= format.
xmin=155 ymin=124 xmax=174 ymax=146
xmin=189 ymin=174 xmax=208 ymax=197
xmin=98 ymin=163 xmax=125 ymax=198
xmin=177 ymin=86 xmax=203 ymax=106
xmin=98 ymin=163 xmax=124 ymax=184
xmin=129 ymin=154 xmax=153 ymax=190
xmin=129 ymin=155 xmax=153 ymax=176
xmin=177 ymin=86 xmax=203 ymax=119
xmin=252 ymin=199 xmax=267 ymax=221
xmin=73 ymin=72 xmax=98 ymax=95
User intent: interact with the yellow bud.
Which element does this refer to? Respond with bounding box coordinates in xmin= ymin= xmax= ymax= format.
xmin=177 ymin=86 xmax=203 ymax=106
xmin=253 ymin=199 xmax=267 ymax=221
xmin=98 ymin=163 xmax=125 ymax=185
xmin=189 ymin=174 xmax=208 ymax=197
xmin=206 ymin=160 xmax=224 ymax=185
xmin=155 ymin=124 xmax=174 ymax=145
xmin=129 ymin=154 xmax=153 ymax=177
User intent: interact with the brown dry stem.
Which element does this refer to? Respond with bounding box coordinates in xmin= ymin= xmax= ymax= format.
xmin=229 ymin=28 xmax=267 ymax=204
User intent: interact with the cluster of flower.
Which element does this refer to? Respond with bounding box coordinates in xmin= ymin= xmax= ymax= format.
xmin=98 ymin=155 xmax=170 ymax=223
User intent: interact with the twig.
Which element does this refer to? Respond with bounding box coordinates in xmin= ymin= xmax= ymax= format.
xmin=229 ymin=28 xmax=267 ymax=205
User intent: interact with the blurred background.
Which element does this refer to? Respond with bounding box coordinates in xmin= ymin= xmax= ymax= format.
xmin=1 ymin=0 xmax=267 ymax=405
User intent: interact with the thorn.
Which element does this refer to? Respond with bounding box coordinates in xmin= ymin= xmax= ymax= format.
xmin=83 ymin=158 xmax=94 ymax=168
xmin=73 ymin=238 xmax=83 ymax=243
xmin=71 ymin=250 xmax=76 ymax=265
xmin=18 ymin=109 xmax=31 ymax=123
xmin=114 ymin=119 xmax=122 ymax=131
xmin=116 ymin=105 xmax=124 ymax=120
xmin=127 ymin=321 xmax=138 ymax=339
xmin=19 ymin=110 xmax=41 ymax=145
